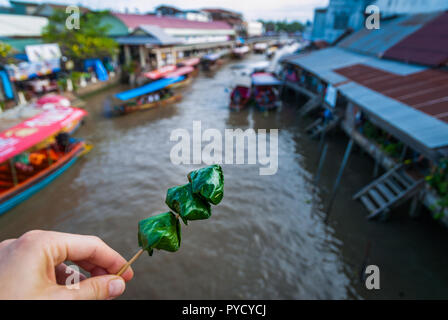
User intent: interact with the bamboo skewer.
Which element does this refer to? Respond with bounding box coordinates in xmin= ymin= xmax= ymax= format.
xmin=116 ymin=248 xmax=144 ymax=277
xmin=116 ymin=214 xmax=182 ymax=277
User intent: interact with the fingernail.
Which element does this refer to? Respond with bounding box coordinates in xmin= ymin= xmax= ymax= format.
xmin=108 ymin=278 xmax=125 ymax=298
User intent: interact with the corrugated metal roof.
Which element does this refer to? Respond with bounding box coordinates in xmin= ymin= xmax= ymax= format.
xmin=335 ymin=64 xmax=448 ymax=123
xmin=137 ymin=25 xmax=180 ymax=45
xmin=0 ymin=14 xmax=47 ymax=37
xmin=113 ymin=13 xmax=233 ymax=30
xmin=285 ymin=47 xmax=448 ymax=151
xmin=338 ymin=81 xmax=448 ymax=151
xmin=383 ymin=11 xmax=448 ymax=66
xmin=338 ymin=12 xmax=440 ymax=57
xmin=286 ymin=47 xmax=425 ymax=85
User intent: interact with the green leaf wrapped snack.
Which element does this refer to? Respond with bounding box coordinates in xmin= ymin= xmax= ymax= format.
xmin=138 ymin=212 xmax=181 ymax=256
xmin=188 ymin=164 xmax=224 ymax=205
xmin=166 ymin=183 xmax=211 ymax=225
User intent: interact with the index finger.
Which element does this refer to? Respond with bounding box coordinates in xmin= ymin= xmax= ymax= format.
xmin=35 ymin=231 xmax=134 ymax=281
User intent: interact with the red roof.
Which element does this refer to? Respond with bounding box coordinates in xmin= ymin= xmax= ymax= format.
xmin=335 ymin=64 xmax=448 ymax=123
xmin=113 ymin=13 xmax=232 ymax=30
xmin=383 ymin=11 xmax=448 ymax=66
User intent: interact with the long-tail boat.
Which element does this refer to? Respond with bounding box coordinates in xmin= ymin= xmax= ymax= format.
xmin=200 ymin=50 xmax=230 ymax=72
xmin=177 ymin=57 xmax=200 ymax=77
xmin=229 ymin=85 xmax=251 ymax=111
xmin=232 ymin=45 xmax=250 ymax=59
xmin=251 ymin=72 xmax=282 ymax=112
xmin=104 ymin=76 xmax=185 ymax=117
xmin=143 ymin=65 xmax=177 ymax=81
xmin=0 ymin=108 xmax=90 ymax=215
xmin=165 ymin=66 xmax=195 ymax=89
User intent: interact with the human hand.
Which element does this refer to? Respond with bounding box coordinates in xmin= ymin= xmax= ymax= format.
xmin=0 ymin=230 xmax=134 ymax=300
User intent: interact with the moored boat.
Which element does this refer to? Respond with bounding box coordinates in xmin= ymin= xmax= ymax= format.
xmin=104 ymin=76 xmax=184 ymax=117
xmin=251 ymin=72 xmax=282 ymax=112
xmin=144 ymin=65 xmax=177 ymax=81
xmin=229 ymin=85 xmax=251 ymax=111
xmin=165 ymin=66 xmax=195 ymax=89
xmin=0 ymin=108 xmax=90 ymax=215
xmin=200 ymin=50 xmax=230 ymax=72
xmin=232 ymin=45 xmax=250 ymax=59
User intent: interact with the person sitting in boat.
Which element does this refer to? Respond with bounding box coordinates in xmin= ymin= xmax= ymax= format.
xmin=154 ymin=93 xmax=160 ymax=101
xmin=147 ymin=95 xmax=154 ymax=103
xmin=233 ymin=90 xmax=241 ymax=104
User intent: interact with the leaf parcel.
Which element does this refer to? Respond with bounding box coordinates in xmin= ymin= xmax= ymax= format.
xmin=188 ymin=164 xmax=224 ymax=205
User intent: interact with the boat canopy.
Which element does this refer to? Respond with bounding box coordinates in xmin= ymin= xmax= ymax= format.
xmin=0 ymin=108 xmax=87 ymax=164
xmin=202 ymin=53 xmax=221 ymax=61
xmin=179 ymin=57 xmax=200 ymax=67
xmin=251 ymin=73 xmax=282 ymax=86
xmin=164 ymin=66 xmax=194 ymax=78
xmin=144 ymin=65 xmax=177 ymax=80
xmin=115 ymin=76 xmax=185 ymax=101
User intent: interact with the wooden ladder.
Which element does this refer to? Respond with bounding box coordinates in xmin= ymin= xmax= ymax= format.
xmin=353 ymin=164 xmax=424 ymax=219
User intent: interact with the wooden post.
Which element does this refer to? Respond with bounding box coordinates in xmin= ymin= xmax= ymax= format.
xmin=9 ymin=159 xmax=18 ymax=186
xmin=314 ymin=143 xmax=328 ymax=184
xmin=325 ymin=138 xmax=354 ymax=222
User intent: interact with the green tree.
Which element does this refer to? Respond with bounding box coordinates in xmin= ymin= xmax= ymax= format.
xmin=42 ymin=10 xmax=118 ymax=61
xmin=0 ymin=41 xmax=14 ymax=64
xmin=258 ymin=19 xmax=305 ymax=33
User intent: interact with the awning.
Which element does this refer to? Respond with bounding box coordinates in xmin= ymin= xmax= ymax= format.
xmin=164 ymin=66 xmax=194 ymax=78
xmin=0 ymin=108 xmax=87 ymax=164
xmin=251 ymin=73 xmax=282 ymax=86
xmin=144 ymin=65 xmax=177 ymax=80
xmin=115 ymin=76 xmax=185 ymax=101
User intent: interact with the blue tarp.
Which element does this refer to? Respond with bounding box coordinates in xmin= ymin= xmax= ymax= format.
xmin=0 ymin=70 xmax=14 ymax=99
xmin=84 ymin=59 xmax=109 ymax=82
xmin=115 ymin=76 xmax=185 ymax=101
xmin=251 ymin=73 xmax=282 ymax=86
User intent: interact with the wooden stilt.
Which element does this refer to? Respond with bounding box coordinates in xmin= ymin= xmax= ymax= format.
xmin=314 ymin=143 xmax=328 ymax=184
xmin=325 ymin=138 xmax=354 ymax=222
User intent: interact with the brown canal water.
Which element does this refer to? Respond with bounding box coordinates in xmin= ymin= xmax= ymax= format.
xmin=1 ymin=55 xmax=448 ymax=299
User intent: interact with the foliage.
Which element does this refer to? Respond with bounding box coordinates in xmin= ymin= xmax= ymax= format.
xmin=0 ymin=41 xmax=14 ymax=64
xmin=257 ymin=19 xmax=305 ymax=33
xmin=362 ymin=120 xmax=403 ymax=159
xmin=426 ymin=159 xmax=448 ymax=218
xmin=42 ymin=10 xmax=118 ymax=60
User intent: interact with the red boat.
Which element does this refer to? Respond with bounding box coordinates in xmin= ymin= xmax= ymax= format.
xmin=229 ymin=85 xmax=251 ymax=111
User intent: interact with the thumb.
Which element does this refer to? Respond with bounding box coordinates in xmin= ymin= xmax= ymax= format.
xmin=58 ymin=275 xmax=126 ymax=300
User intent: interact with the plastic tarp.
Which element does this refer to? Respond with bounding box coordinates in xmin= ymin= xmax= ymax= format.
xmin=0 ymin=70 xmax=14 ymax=99
xmin=84 ymin=59 xmax=109 ymax=82
xmin=0 ymin=108 xmax=87 ymax=164
xmin=144 ymin=65 xmax=177 ymax=80
xmin=251 ymin=73 xmax=282 ymax=86
xmin=115 ymin=76 xmax=185 ymax=101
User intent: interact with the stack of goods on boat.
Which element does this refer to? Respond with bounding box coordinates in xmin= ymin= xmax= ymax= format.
xmin=104 ymin=76 xmax=185 ymax=117
xmin=0 ymin=107 xmax=90 ymax=215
